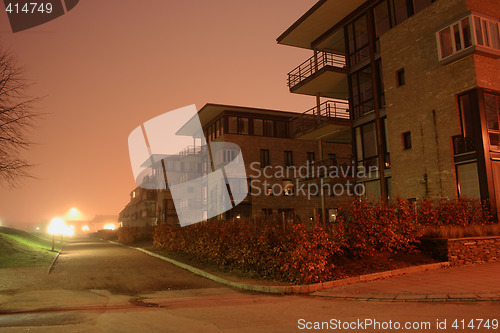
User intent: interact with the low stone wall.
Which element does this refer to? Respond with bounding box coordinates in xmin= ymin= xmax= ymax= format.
xmin=421 ymin=236 xmax=500 ymax=266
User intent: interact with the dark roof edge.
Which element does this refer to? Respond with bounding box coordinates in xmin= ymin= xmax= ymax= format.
xmin=276 ymin=0 xmax=328 ymax=44
xmin=199 ymin=103 xmax=298 ymax=116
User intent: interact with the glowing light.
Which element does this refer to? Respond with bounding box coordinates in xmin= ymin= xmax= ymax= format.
xmin=103 ymin=224 xmax=115 ymax=230
xmin=64 ymin=225 xmax=74 ymax=236
xmin=82 ymin=225 xmax=90 ymax=231
xmin=67 ymin=207 xmax=81 ymax=221
xmin=48 ymin=218 xmax=66 ymax=235
xmin=36 ymin=227 xmax=40 ymax=230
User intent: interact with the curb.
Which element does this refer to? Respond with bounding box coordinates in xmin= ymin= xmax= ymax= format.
xmin=109 ymin=241 xmax=451 ymax=295
xmin=47 ymin=245 xmax=64 ymax=274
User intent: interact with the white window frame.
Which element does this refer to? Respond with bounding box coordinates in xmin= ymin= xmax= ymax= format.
xmin=436 ymin=12 xmax=500 ymax=61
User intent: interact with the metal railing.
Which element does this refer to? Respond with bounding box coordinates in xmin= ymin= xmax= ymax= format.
xmin=178 ymin=145 xmax=204 ymax=156
xmin=290 ymin=100 xmax=350 ymax=137
xmin=287 ymin=51 xmax=346 ymax=88
xmin=452 ymin=135 xmax=476 ymax=155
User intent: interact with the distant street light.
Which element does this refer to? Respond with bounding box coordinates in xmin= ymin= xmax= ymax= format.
xmin=48 ymin=217 xmax=66 ymax=251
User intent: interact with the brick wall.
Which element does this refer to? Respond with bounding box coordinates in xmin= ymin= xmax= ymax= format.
xmin=380 ymin=0 xmax=476 ymax=200
xmin=421 ymin=236 xmax=500 ymax=265
xmin=220 ymin=133 xmax=353 ymax=221
xmin=448 ymin=236 xmax=500 ymax=265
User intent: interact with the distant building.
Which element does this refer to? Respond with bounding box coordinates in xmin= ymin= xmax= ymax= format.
xmin=88 ymin=215 xmax=119 ymax=231
xmin=118 ymin=188 xmax=158 ymax=227
xmin=277 ymin=0 xmax=500 ymax=218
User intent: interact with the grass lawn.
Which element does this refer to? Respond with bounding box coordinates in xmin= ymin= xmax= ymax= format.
xmin=0 ymin=227 xmax=63 ymax=268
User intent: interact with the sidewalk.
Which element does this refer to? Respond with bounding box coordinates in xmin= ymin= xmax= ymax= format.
xmin=312 ymin=261 xmax=500 ymax=302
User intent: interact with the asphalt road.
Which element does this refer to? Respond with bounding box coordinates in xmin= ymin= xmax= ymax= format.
xmin=0 ymin=238 xmax=499 ymax=332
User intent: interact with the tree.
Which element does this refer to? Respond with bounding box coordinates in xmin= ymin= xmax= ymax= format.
xmin=0 ymin=44 xmax=41 ymax=187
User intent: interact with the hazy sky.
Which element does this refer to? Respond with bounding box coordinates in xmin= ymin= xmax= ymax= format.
xmin=0 ymin=0 xmax=318 ymax=228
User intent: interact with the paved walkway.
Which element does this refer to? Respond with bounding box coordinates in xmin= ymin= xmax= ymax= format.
xmin=311 ymin=261 xmax=500 ymax=302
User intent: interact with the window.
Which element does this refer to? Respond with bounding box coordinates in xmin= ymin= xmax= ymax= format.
xmin=238 ymin=118 xmax=249 ymax=135
xmin=392 ymin=0 xmax=410 ymax=26
xmin=227 ymin=116 xmax=237 ymax=134
xmin=347 ymin=14 xmax=369 ymax=65
xmin=350 ymin=66 xmax=375 ymax=119
xmin=355 ymin=123 xmax=379 ymax=169
xmin=282 ymin=180 xmax=294 ymax=196
xmin=437 ymin=14 xmax=500 ymax=61
xmin=276 ymin=121 xmax=289 ymax=138
xmin=264 ymin=120 xmax=274 ymax=137
xmin=484 ymin=92 xmax=500 ymax=147
xmin=456 ymin=162 xmax=481 ymax=199
xmin=254 ymin=119 xmax=263 ymax=136
xmin=396 ymin=68 xmax=405 ymax=86
xmin=328 ymin=153 xmax=337 ymax=166
xmin=307 ymin=152 xmax=315 ymax=164
xmin=402 ymin=131 xmax=412 ymax=150
xmin=284 ymin=151 xmax=293 ymax=167
xmin=260 ymin=149 xmax=270 ymax=168
xmin=374 ymin=1 xmax=391 ymax=52
xmin=412 ymin=0 xmax=434 ymax=14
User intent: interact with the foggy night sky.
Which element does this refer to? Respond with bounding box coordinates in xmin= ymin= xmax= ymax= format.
xmin=0 ymin=0 xmax=317 ymax=228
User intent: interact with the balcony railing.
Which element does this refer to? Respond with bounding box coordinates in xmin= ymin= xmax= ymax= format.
xmin=290 ymin=100 xmax=350 ymax=137
xmin=287 ymin=51 xmax=346 ymax=88
xmin=178 ymin=145 xmax=204 ymax=156
xmin=452 ymin=135 xmax=476 ymax=155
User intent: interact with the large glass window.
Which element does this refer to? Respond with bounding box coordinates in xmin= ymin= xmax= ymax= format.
xmin=485 ymin=93 xmax=500 ymax=147
xmin=347 ymin=15 xmax=370 ymax=66
xmin=351 ymin=66 xmax=375 ymax=118
xmin=374 ymin=1 xmax=391 ymax=52
xmin=456 ymin=163 xmax=481 ymax=199
xmin=392 ymin=0 xmax=410 ymax=26
xmin=355 ymin=122 xmax=379 ymax=169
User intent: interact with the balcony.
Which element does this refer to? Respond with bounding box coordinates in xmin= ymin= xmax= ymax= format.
xmin=452 ymin=135 xmax=476 ymax=155
xmin=290 ymin=100 xmax=351 ymax=141
xmin=287 ymin=51 xmax=348 ymax=99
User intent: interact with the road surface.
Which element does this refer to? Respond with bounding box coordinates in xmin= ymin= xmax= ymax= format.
xmin=0 ymin=238 xmax=498 ymax=332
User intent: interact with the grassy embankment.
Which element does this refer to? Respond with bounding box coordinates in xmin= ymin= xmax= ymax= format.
xmin=0 ymin=226 xmax=62 ymax=268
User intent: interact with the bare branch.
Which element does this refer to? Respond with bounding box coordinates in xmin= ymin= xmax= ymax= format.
xmin=0 ymin=43 xmax=42 ymax=187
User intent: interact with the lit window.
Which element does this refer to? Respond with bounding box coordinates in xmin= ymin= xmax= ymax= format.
xmin=437 ymin=13 xmax=500 ymax=61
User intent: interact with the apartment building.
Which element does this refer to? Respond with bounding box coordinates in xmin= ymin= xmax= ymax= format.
xmin=120 ymin=103 xmax=353 ymax=227
xmin=277 ymin=0 xmax=500 ymax=217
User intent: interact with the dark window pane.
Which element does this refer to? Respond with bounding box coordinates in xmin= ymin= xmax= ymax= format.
xmin=439 ymin=27 xmax=453 ymax=58
xmin=461 ymin=18 xmax=472 ymax=48
xmin=276 ymin=121 xmax=288 ymax=137
xmin=474 ymin=17 xmax=484 ymax=46
xmin=453 ymin=24 xmax=462 ymax=51
xmin=307 ymin=152 xmax=315 ymax=163
xmin=238 ymin=118 xmax=249 ymax=135
xmin=228 ymin=116 xmax=237 ymax=134
xmin=413 ymin=0 xmax=433 ymax=14
xmin=485 ymin=93 xmax=499 ymax=130
xmin=490 ymin=22 xmax=500 ymax=50
xmin=374 ymin=1 xmax=391 ymax=38
xmin=362 ymin=123 xmax=378 ymax=158
xmin=264 ymin=120 xmax=274 ymax=137
xmin=402 ymin=131 xmax=412 ymax=150
xmin=285 ymin=151 xmax=293 ymax=167
xmin=260 ymin=149 xmax=270 ymax=167
xmin=254 ymin=119 xmax=263 ymax=136
xmin=393 ymin=0 xmax=409 ymax=25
